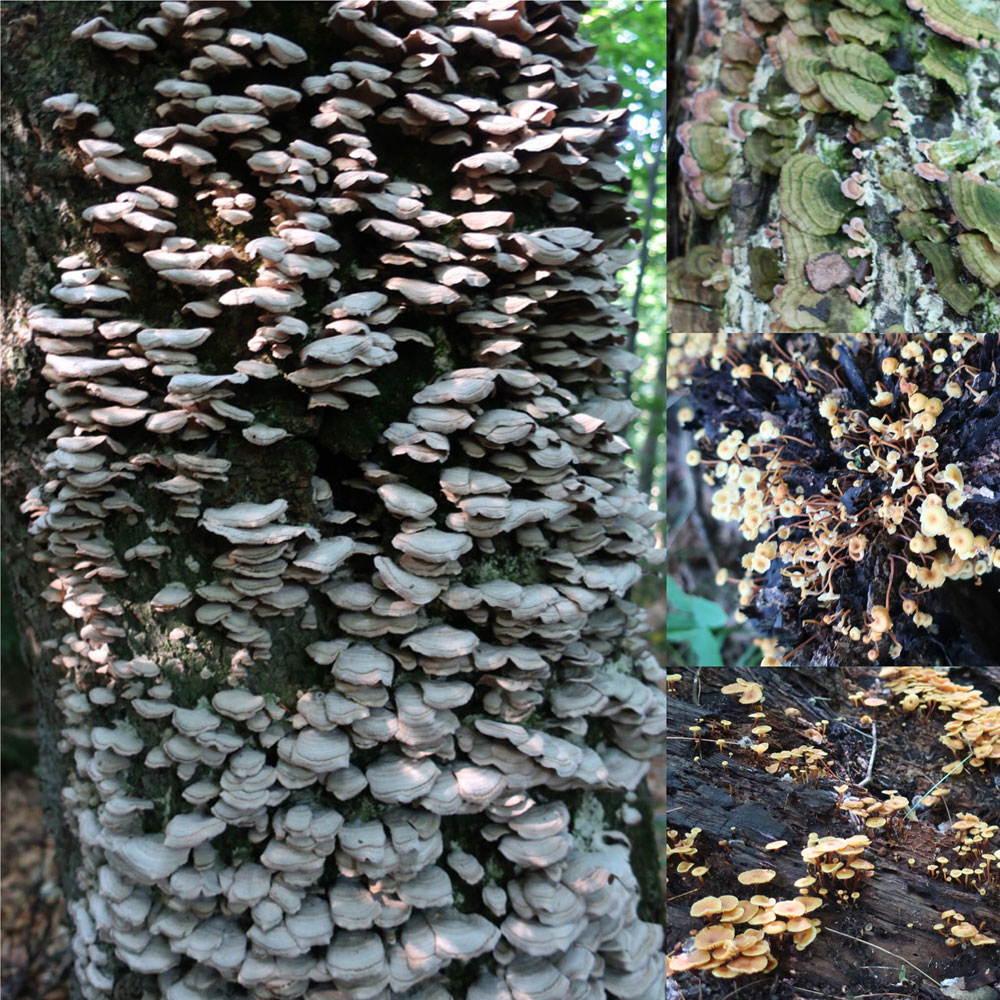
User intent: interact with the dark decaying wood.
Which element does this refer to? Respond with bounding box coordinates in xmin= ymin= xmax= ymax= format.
xmin=667 ymin=668 xmax=1000 ymax=997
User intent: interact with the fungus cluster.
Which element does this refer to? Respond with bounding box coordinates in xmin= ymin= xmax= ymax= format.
xmin=835 ymin=788 xmax=909 ymax=838
xmin=879 ymin=668 xmax=1000 ymax=772
xmin=925 ymin=811 xmax=998 ymax=892
xmin=720 ymin=676 xmax=764 ymax=705
xmin=800 ymin=834 xmax=874 ymax=904
xmin=669 ymin=874 xmax=823 ymax=979
xmin=19 ymin=2 xmax=664 ymax=997
xmin=666 ymin=827 xmax=707 ymax=881
xmin=763 ymin=744 xmax=830 ymax=782
xmin=668 ymin=0 xmax=1000 ymax=332
xmin=675 ymin=333 xmax=999 ymax=666
xmin=934 ymin=909 xmax=998 ymax=948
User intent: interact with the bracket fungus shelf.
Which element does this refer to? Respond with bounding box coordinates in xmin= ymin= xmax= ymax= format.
xmin=4 ymin=2 xmax=665 ymax=998
xmin=668 ymin=0 xmax=1000 ymax=334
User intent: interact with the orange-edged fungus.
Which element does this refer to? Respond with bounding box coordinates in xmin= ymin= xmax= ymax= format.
xmin=724 ymin=954 xmax=769 ymax=974
xmin=667 ymin=949 xmax=712 ymax=971
xmin=738 ymin=869 xmax=776 ymax=886
xmin=690 ymin=896 xmax=722 ymax=918
xmin=951 ymin=923 xmax=977 ymax=939
xmin=773 ymin=899 xmax=806 ymax=918
xmin=721 ymin=678 xmax=764 ymax=705
xmin=794 ymin=925 xmax=819 ymax=949
xmin=711 ymin=967 xmax=742 ymax=979
xmin=694 ymin=924 xmax=735 ymax=950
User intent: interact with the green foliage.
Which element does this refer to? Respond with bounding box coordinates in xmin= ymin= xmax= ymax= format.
xmin=580 ymin=2 xmax=666 ymax=513
xmin=666 ymin=577 xmax=728 ymax=666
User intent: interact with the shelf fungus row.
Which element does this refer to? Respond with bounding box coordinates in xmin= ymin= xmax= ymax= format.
xmin=670 ymin=0 xmax=1000 ymax=333
xmin=23 ymin=1 xmax=663 ymax=998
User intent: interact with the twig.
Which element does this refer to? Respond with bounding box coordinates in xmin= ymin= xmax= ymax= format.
xmin=903 ymin=749 xmax=974 ymax=819
xmin=822 ymin=928 xmax=942 ymax=988
xmin=857 ymin=719 xmax=877 ymax=787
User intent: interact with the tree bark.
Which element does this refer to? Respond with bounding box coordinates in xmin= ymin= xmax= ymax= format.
xmin=1 ymin=3 xmax=666 ymax=997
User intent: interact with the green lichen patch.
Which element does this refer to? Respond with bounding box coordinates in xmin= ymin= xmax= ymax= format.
xmin=915 ymin=239 xmax=982 ymax=314
xmin=897 ymin=209 xmax=951 ymax=242
xmin=783 ymin=51 xmax=832 ymax=94
xmin=827 ymin=9 xmax=899 ymax=47
xmin=921 ymin=35 xmax=971 ymax=94
xmin=912 ymin=0 xmax=1000 ymax=46
xmin=885 ymin=169 xmax=941 ymax=210
xmin=928 ymin=131 xmax=989 ymax=170
xmin=685 ymin=122 xmax=737 ymax=172
xmin=817 ymin=71 xmax=888 ymax=121
xmin=839 ymin=0 xmax=907 ymax=16
xmin=949 ymin=172 xmax=1000 ymax=251
xmin=957 ymin=231 xmax=1000 ymax=287
xmin=829 ymin=44 xmax=896 ymax=83
xmin=780 ymin=153 xmax=853 ymax=235
xmin=745 ymin=129 xmax=794 ymax=174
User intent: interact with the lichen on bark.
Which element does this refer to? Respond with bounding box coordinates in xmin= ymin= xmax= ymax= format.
xmin=669 ymin=0 xmax=1000 ymax=334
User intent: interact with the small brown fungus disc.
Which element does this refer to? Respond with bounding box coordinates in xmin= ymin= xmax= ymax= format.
xmin=805 ymin=252 xmax=854 ymax=292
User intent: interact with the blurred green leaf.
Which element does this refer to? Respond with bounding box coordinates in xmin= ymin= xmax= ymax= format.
xmin=667 ymin=577 xmax=728 ymax=628
xmin=665 ymin=628 xmax=725 ymax=667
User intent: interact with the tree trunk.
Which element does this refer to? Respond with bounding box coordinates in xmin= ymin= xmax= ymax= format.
xmin=1 ymin=3 xmax=666 ymax=997
xmin=667 ymin=667 xmax=1000 ymax=998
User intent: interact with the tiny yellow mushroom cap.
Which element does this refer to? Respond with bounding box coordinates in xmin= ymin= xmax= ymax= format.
xmin=725 ymin=954 xmax=769 ymax=974
xmin=943 ymin=463 xmax=964 ymax=490
xmin=951 ymin=923 xmax=977 ymax=939
xmin=949 ymin=526 xmax=975 ymax=558
xmin=794 ymin=926 xmax=819 ymax=950
xmin=738 ymin=869 xmax=776 ymax=885
xmin=685 ymin=448 xmax=702 ymax=466
xmin=870 ymin=606 xmax=892 ymax=633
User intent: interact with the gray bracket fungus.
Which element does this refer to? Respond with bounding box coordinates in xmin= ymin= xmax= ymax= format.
xmin=670 ymin=0 xmax=1000 ymax=334
xmin=22 ymin=0 xmax=666 ymax=997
